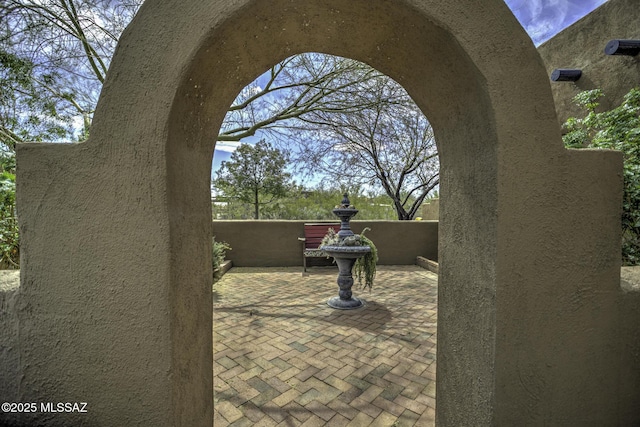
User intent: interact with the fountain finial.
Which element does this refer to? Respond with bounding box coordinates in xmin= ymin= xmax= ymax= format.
xmin=332 ymin=193 xmax=358 ymax=239
xmin=340 ymin=193 xmax=351 ymax=208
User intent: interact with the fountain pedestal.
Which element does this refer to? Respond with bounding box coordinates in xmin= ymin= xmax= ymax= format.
xmin=322 ymin=249 xmax=370 ymax=309
xmin=320 ymin=194 xmax=371 ymax=310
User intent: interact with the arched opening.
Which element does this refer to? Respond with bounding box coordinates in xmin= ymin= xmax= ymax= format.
xmin=160 ymin=0 xmax=559 ymax=424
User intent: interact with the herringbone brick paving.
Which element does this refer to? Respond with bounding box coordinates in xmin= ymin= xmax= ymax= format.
xmin=213 ymin=265 xmax=438 ymax=426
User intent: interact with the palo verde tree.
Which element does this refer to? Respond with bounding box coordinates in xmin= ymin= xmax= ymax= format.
xmin=1 ymin=4 xmax=396 ymax=151
xmin=213 ymin=140 xmax=292 ymax=219
xmin=1 ymin=2 xmax=440 ymax=269
xmin=219 ymin=53 xmax=388 ymax=143
xmin=0 ymin=50 xmax=72 ymax=150
xmin=563 ymin=88 xmax=640 ymax=265
xmin=225 ymin=52 xmax=440 ymax=220
xmin=282 ymin=58 xmax=439 ymax=220
xmin=0 ymin=0 xmax=142 ymax=148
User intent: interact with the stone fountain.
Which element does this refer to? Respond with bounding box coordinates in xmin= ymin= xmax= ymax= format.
xmin=320 ymin=194 xmax=371 ymax=309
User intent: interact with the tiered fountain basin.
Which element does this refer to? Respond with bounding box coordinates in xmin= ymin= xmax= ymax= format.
xmin=320 ymin=194 xmax=372 ymax=310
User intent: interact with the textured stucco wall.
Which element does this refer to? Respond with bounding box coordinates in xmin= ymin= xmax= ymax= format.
xmin=420 ymin=199 xmax=439 ymax=220
xmin=538 ymin=0 xmax=640 ymax=126
xmin=619 ymin=267 xmax=640 ymax=422
xmin=538 ymin=1 xmax=640 ymax=418
xmin=1 ymin=0 xmax=632 ymax=426
xmin=0 ymin=270 xmax=20 ymax=404
xmin=212 ymin=220 xmax=438 ymax=266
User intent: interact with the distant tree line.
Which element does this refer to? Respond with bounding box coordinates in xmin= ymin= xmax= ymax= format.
xmin=212 ymin=139 xmax=435 ymax=220
xmin=212 ymin=183 xmax=408 ymax=221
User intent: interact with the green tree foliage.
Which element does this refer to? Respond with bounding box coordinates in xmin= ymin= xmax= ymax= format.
xmin=213 ymin=140 xmax=292 ymax=219
xmin=212 ymin=183 xmax=403 ymax=221
xmin=563 ymin=88 xmax=640 ymax=265
xmin=3 ymin=2 xmax=438 ymax=258
xmin=0 ymin=50 xmax=71 ymax=150
xmin=0 ymin=0 xmax=143 ymax=149
xmin=3 ymin=1 xmax=439 ymax=216
xmin=0 ymin=151 xmax=18 ymax=268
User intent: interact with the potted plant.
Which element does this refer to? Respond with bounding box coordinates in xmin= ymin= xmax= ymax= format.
xmin=321 ymin=227 xmax=378 ymax=291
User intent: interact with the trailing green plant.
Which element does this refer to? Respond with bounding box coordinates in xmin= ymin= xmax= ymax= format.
xmin=321 ymin=227 xmax=378 ymax=291
xmin=212 ymin=236 xmax=232 ymax=283
xmin=353 ymin=227 xmax=378 ymax=292
xmin=563 ymin=87 xmax=640 ymax=265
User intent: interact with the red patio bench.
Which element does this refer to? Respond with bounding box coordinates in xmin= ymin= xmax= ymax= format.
xmin=298 ymin=223 xmax=340 ymax=272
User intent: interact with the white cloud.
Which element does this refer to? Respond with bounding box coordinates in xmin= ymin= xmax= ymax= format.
xmin=215 ymin=141 xmax=242 ymax=153
xmin=505 ymin=0 xmax=609 ymax=45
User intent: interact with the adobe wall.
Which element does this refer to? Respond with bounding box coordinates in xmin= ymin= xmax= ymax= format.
xmin=538 ymin=1 xmax=640 ymax=417
xmin=619 ymin=268 xmax=640 ymax=422
xmin=538 ymin=0 xmax=640 ymax=125
xmin=420 ymin=199 xmax=439 ymax=221
xmin=212 ymin=220 xmax=438 ymax=266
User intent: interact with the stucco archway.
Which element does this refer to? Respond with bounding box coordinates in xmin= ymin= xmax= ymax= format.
xmin=13 ymin=0 xmax=624 ymax=426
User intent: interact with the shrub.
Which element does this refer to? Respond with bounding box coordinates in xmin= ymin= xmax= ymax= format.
xmin=0 ymin=153 xmax=18 ymax=269
xmin=212 ymin=236 xmax=231 ymax=283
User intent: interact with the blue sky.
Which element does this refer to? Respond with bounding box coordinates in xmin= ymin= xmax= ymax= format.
xmin=505 ymin=0 xmax=608 ymax=46
xmin=212 ymin=0 xmax=609 ymax=178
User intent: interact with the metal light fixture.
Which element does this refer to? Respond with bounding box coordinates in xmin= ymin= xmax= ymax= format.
xmin=550 ymin=69 xmax=582 ymax=82
xmin=605 ymin=39 xmax=640 ymax=56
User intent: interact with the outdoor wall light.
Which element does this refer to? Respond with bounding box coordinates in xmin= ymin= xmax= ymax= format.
xmin=605 ymin=39 xmax=640 ymax=56
xmin=550 ymin=69 xmax=582 ymax=82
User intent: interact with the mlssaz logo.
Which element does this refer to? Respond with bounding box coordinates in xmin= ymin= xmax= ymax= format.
xmin=40 ymin=402 xmax=88 ymax=413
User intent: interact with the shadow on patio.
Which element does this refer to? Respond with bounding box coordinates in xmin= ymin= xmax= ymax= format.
xmin=213 ymin=265 xmax=438 ymax=426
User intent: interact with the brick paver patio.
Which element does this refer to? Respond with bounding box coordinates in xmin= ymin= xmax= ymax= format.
xmin=213 ymin=265 xmax=438 ymax=426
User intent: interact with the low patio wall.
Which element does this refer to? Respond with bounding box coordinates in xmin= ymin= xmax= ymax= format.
xmin=212 ymin=220 xmax=438 ymax=267
xmin=0 ymin=270 xmax=20 ymax=402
